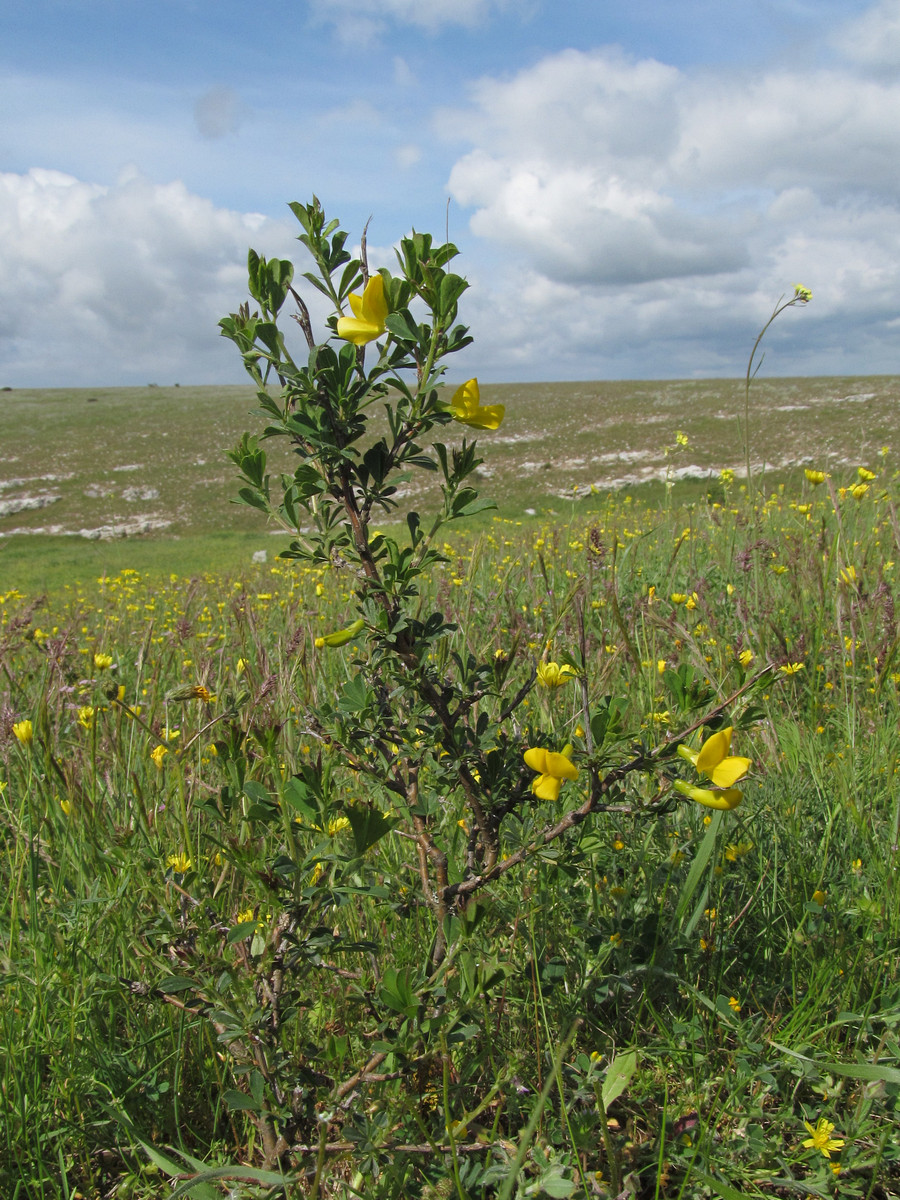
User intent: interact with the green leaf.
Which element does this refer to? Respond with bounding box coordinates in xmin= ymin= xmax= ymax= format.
xmin=346 ymin=805 xmax=395 ymax=856
xmin=222 ymin=1088 xmax=262 ymax=1112
xmin=157 ymin=976 xmax=196 ymax=994
xmin=601 ymin=1049 xmax=638 ymax=1107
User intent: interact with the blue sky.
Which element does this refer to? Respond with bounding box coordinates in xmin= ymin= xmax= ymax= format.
xmin=1 ymin=0 xmax=898 ymax=385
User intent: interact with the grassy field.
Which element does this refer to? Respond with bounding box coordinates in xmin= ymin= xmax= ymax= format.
xmin=3 ymin=376 xmax=899 ymax=590
xmin=2 ymin=379 xmax=900 ymax=1198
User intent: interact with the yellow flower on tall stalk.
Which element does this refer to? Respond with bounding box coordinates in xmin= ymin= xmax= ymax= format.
xmin=447 ymin=378 xmax=505 ymax=430
xmin=13 ymin=719 xmax=33 ymax=746
xmin=524 ymin=745 xmax=578 ymax=802
xmin=801 ymin=1118 xmax=844 ymax=1159
xmin=793 ymin=284 xmax=812 ymax=302
xmin=850 ymin=482 xmax=869 ymax=500
xmin=166 ymin=852 xmax=192 ymax=874
xmin=857 ymin=466 xmax=876 ymax=481
xmin=780 ymin=662 xmax=805 ymax=675
xmin=77 ymin=706 xmax=95 ymax=731
xmin=804 ymin=468 xmax=826 ymax=486
xmin=537 ymin=661 xmax=577 ymax=689
xmin=93 ymin=652 xmax=114 ymax=671
xmin=335 ymin=274 xmax=388 ymax=346
xmin=150 ymin=744 xmax=169 ymax=770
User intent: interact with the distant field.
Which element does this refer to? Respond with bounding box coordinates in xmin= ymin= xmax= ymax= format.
xmin=2 ymin=376 xmax=898 ymax=587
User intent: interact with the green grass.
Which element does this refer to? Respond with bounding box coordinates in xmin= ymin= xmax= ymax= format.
xmin=3 ymin=458 xmax=900 ymax=1197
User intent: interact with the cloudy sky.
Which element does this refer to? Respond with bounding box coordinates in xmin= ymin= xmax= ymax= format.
xmin=2 ymin=0 xmax=899 ymax=386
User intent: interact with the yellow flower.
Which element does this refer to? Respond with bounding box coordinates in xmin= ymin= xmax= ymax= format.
xmin=801 ymin=1118 xmax=844 ymax=1159
xmin=839 ymin=565 xmax=857 ymax=585
xmin=236 ymin=658 xmax=248 ymax=674
xmin=850 ymin=482 xmax=869 ymax=499
xmin=780 ymin=662 xmax=805 ymax=675
xmin=738 ymin=649 xmax=754 ymax=668
xmin=314 ymin=617 xmax=365 ymax=649
xmin=13 ymin=719 xmax=33 ymax=746
xmin=728 ymin=996 xmax=742 ymax=1013
xmin=336 ymin=274 xmax=388 ymax=346
xmin=77 ymin=706 xmax=95 ymax=731
xmin=537 ymin=661 xmax=577 ymax=689
xmin=524 ymin=745 xmax=578 ymax=802
xmin=678 ymin=726 xmax=751 ymax=788
xmin=857 ymin=466 xmax=876 ymax=481
xmin=657 ymin=659 xmax=667 ymax=675
xmin=793 ymin=284 xmax=812 ymax=302
xmin=724 ymin=840 xmax=754 ymax=861
xmin=812 ymin=888 xmax=827 ymax=906
xmin=150 ymin=744 xmax=169 ymax=770
xmin=670 ymin=593 xmax=687 ymax=604
xmin=448 ymin=378 xmax=504 ymax=430
xmin=327 ymin=816 xmax=351 ymax=837
xmin=675 ymin=430 xmax=689 ymax=447
xmin=804 ymin=468 xmax=826 ymax=486
xmin=166 ymin=852 xmax=192 ymax=874
xmin=93 ymin=652 xmax=114 ymax=671
xmin=673 ymin=780 xmax=743 ymax=810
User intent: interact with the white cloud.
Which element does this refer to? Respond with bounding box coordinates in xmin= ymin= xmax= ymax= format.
xmin=0 ymin=168 xmax=297 ymax=386
xmin=837 ymin=0 xmax=900 ymax=67
xmin=440 ymin=36 xmax=900 ymax=377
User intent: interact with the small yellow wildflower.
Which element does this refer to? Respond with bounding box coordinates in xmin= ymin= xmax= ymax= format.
xmin=780 ymin=662 xmax=805 ymax=675
xmin=812 ymin=888 xmax=827 ymax=906
xmin=609 ymin=932 xmax=622 ymax=946
xmin=93 ymin=653 xmax=114 ymax=671
xmin=537 ymin=661 xmax=577 ymax=689
xmin=801 ymin=1117 xmax=844 ymax=1160
xmin=150 ymin=744 xmax=169 ymax=770
xmin=728 ymin=996 xmax=741 ymax=1014
xmin=804 ymin=469 xmax=826 ymax=486
xmin=857 ymin=466 xmax=876 ymax=481
xmin=447 ymin=378 xmax=504 ymax=430
xmin=13 ymin=719 xmax=34 ymax=746
xmin=793 ymin=284 xmax=812 ymax=302
xmin=327 ymin=816 xmax=351 ymax=837
xmin=77 ymin=706 xmax=95 ymax=731
xmin=850 ymin=483 xmax=869 ymax=500
xmin=166 ymin=852 xmax=192 ymax=874
xmin=670 ymin=593 xmax=687 ymax=604
xmin=59 ymin=798 xmax=72 ymax=816
xmin=839 ymin=565 xmax=857 ymax=585
xmin=675 ymin=430 xmax=689 ymax=447
xmin=738 ymin=649 xmax=754 ymax=668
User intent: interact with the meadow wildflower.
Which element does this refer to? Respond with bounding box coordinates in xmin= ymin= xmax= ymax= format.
xmin=13 ymin=719 xmax=33 ymax=746
xmin=166 ymin=852 xmax=192 ymax=874
xmin=150 ymin=744 xmax=169 ymax=770
xmin=315 ymin=618 xmax=365 ymax=649
xmin=812 ymin=888 xmax=827 ymax=906
xmin=448 ymin=378 xmax=505 ymax=431
xmin=780 ymin=662 xmax=805 ymax=675
xmin=524 ymin=745 xmax=578 ymax=802
xmin=738 ymin=649 xmax=754 ymax=668
xmin=850 ymin=483 xmax=869 ymax=499
xmin=801 ymin=1118 xmax=844 ymax=1159
xmin=537 ymin=661 xmax=577 ymax=689
xmin=678 ymin=727 xmax=751 ymax=788
xmin=93 ymin=652 xmax=114 ymax=671
xmin=335 ymin=274 xmax=388 ymax=345
xmin=77 ymin=706 xmax=95 ymax=731
xmin=793 ymin=284 xmax=812 ymax=302
xmin=804 ymin=469 xmax=826 ymax=486
xmin=728 ymin=996 xmax=741 ymax=1013
xmin=857 ymin=466 xmax=876 ymax=481
xmin=674 ymin=781 xmax=743 ymax=810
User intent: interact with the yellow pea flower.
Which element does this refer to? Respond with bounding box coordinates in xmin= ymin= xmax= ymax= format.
xmin=93 ymin=653 xmax=114 ymax=671
xmin=315 ymin=618 xmax=365 ymax=649
xmin=335 ymin=274 xmax=388 ymax=346
xmin=150 ymin=744 xmax=169 ymax=770
xmin=537 ymin=661 xmax=577 ymax=689
xmin=447 ymin=378 xmax=504 ymax=430
xmin=678 ymin=726 xmax=752 ymax=788
xmin=673 ymin=780 xmax=743 ymax=810
xmin=524 ymin=745 xmax=578 ymax=802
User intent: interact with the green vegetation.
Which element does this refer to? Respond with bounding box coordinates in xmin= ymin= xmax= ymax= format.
xmin=3 ymin=200 xmax=900 ymax=1199
xmin=3 ymin=478 xmax=900 ymax=1197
